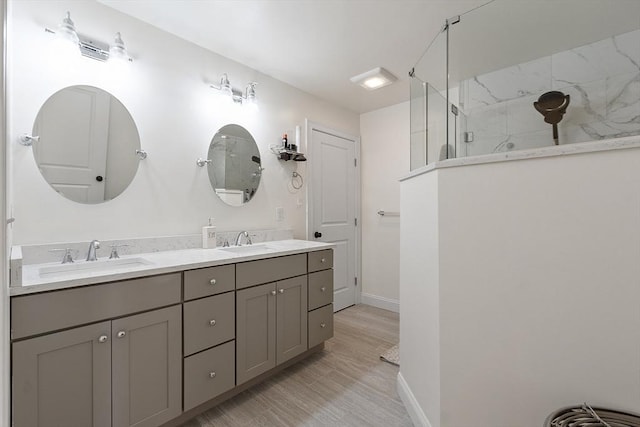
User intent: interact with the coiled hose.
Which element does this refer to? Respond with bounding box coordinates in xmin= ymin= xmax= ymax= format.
xmin=545 ymin=404 xmax=640 ymax=427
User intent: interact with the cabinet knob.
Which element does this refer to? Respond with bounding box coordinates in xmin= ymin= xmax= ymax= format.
xmin=209 ymin=372 xmax=216 ymax=378
xmin=209 ymin=279 xmax=217 ymax=285
xmin=320 ymin=286 xmax=326 ymax=292
xmin=98 ymin=335 xmax=108 ymax=343
xmin=270 ymin=290 xmax=277 ymax=296
xmin=321 ymin=258 xmax=326 ymax=263
xmin=117 ymin=331 xmax=126 ymax=338
xmin=279 ymin=289 xmax=284 ymax=294
xmin=209 ymin=319 xmax=217 ymax=326
xmin=320 ymin=323 xmax=326 ymax=328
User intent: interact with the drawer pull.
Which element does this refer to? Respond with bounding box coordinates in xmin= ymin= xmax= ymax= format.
xmin=117 ymin=331 xmax=126 ymax=339
xmin=279 ymin=288 xmax=284 ymax=294
xmin=209 ymin=319 xmax=217 ymax=326
xmin=321 ymin=258 xmax=326 ymax=263
xmin=271 ymin=290 xmax=277 ymax=296
xmin=320 ymin=323 xmax=326 ymax=328
xmin=209 ymin=279 xmax=217 ymax=285
xmin=98 ymin=335 xmax=108 ymax=343
xmin=320 ymin=286 xmax=326 ymax=292
xmin=209 ymin=371 xmax=216 ymax=379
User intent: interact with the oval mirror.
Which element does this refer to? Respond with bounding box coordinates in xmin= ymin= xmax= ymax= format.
xmin=207 ymin=124 xmax=262 ymax=206
xmin=32 ymin=85 xmax=141 ymax=204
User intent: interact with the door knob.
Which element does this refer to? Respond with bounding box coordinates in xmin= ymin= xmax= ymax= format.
xmin=95 ymin=176 xmax=103 ymax=182
xmin=314 ymin=231 xmax=322 ymax=238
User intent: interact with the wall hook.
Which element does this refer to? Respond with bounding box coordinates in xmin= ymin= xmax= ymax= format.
xmin=19 ymin=134 xmax=40 ymax=146
xmin=135 ymin=149 xmax=148 ymax=160
xmin=196 ymin=158 xmax=213 ymax=167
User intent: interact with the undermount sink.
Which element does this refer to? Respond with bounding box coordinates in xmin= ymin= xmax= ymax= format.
xmin=218 ymin=243 xmax=278 ymax=255
xmin=38 ymin=257 xmax=154 ymax=277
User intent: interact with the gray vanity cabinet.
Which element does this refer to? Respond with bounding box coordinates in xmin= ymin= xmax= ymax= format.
xmin=276 ymin=275 xmax=308 ymax=364
xmin=12 ymin=305 xmax=182 ymax=427
xmin=236 ymin=274 xmax=309 ymax=385
xmin=112 ymin=305 xmax=182 ymax=427
xmin=11 ymin=273 xmax=182 ymax=427
xmin=236 ymin=282 xmax=277 ymax=384
xmin=12 ymin=321 xmax=112 ymax=427
xmin=307 ymin=250 xmax=334 ymax=348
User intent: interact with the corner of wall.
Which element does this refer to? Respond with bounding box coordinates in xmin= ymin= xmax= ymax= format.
xmin=397 ymin=372 xmax=433 ymax=427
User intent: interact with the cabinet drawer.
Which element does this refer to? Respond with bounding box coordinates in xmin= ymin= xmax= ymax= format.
xmin=236 ymin=254 xmax=306 ymax=289
xmin=184 ymin=341 xmax=235 ymax=411
xmin=308 ymin=249 xmax=333 ymax=272
xmin=11 ymin=273 xmax=181 ymax=339
xmin=183 ymin=292 xmax=235 ymax=356
xmin=308 ymin=270 xmax=333 ymax=311
xmin=308 ymin=304 xmax=334 ymax=348
xmin=184 ymin=264 xmax=235 ymax=301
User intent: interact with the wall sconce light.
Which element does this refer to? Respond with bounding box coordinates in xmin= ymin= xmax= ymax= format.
xmin=210 ymin=74 xmax=258 ymax=108
xmin=46 ymin=11 xmax=132 ymax=63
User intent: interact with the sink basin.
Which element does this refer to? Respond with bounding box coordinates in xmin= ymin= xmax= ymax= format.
xmin=38 ymin=257 xmax=154 ymax=277
xmin=218 ymin=244 xmax=278 ymax=255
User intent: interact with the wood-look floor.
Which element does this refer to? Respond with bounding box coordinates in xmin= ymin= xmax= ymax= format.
xmin=180 ymin=304 xmax=412 ymax=427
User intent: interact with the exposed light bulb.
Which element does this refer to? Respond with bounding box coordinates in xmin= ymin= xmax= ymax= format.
xmin=220 ymin=74 xmax=233 ymax=99
xmin=53 ymin=11 xmax=80 ymax=59
xmin=57 ymin=11 xmax=79 ymax=45
xmin=244 ymin=82 xmax=258 ymax=111
xmin=109 ymin=32 xmax=130 ymax=62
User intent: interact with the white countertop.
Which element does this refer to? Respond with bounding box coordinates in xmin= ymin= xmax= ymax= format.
xmin=11 ymin=239 xmax=333 ymax=296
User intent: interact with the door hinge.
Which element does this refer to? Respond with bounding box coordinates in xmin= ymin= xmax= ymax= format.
xmin=354 ymin=158 xmax=357 ymax=167
xmin=354 ymin=218 xmax=357 ymax=226
xmin=354 ymin=277 xmax=358 ymax=286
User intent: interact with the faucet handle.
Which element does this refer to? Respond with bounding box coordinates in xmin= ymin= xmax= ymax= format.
xmin=49 ymin=248 xmax=77 ymax=264
xmin=109 ymin=244 xmax=130 ymax=259
xmin=222 ymin=238 xmax=230 ymax=247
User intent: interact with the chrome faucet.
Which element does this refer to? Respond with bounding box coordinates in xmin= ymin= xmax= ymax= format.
xmin=235 ymin=231 xmax=252 ymax=246
xmin=86 ymin=240 xmax=101 ymax=261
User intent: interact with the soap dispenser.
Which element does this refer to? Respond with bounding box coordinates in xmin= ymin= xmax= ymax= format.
xmin=202 ymin=217 xmax=217 ymax=249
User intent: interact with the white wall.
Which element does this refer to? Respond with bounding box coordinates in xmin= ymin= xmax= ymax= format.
xmin=399 ymin=169 xmax=440 ymax=427
xmin=360 ymin=101 xmax=409 ymax=310
xmin=9 ymin=0 xmax=359 ymax=245
xmin=1 ymin=0 xmax=9 ymax=424
xmin=399 ymin=144 xmax=640 ymax=427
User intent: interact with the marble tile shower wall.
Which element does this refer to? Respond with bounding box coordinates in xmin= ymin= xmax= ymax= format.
xmin=459 ymin=29 xmax=640 ymax=156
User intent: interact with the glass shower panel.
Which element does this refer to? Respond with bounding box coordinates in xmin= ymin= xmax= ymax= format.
xmin=410 ymin=27 xmax=448 ymax=168
xmin=410 ymin=77 xmax=427 ymax=170
xmin=448 ymin=0 xmax=640 ymax=156
xmin=427 ymin=83 xmax=448 ymax=163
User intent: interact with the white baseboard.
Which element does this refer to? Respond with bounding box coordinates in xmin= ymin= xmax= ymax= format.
xmin=397 ymin=372 xmax=432 ymax=427
xmin=360 ymin=293 xmax=399 ymax=313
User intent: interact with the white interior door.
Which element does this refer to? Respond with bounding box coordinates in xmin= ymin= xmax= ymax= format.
xmin=33 ymin=86 xmax=110 ymax=203
xmin=310 ymin=125 xmax=359 ymax=312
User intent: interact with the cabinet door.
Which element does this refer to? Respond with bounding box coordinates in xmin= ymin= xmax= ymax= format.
xmin=12 ymin=321 xmax=111 ymax=427
xmin=276 ymin=276 xmax=308 ymax=364
xmin=112 ymin=305 xmax=182 ymax=427
xmin=236 ymin=282 xmax=276 ymax=384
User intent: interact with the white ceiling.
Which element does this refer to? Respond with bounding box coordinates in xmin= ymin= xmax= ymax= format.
xmin=98 ymin=0 xmax=488 ymax=114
